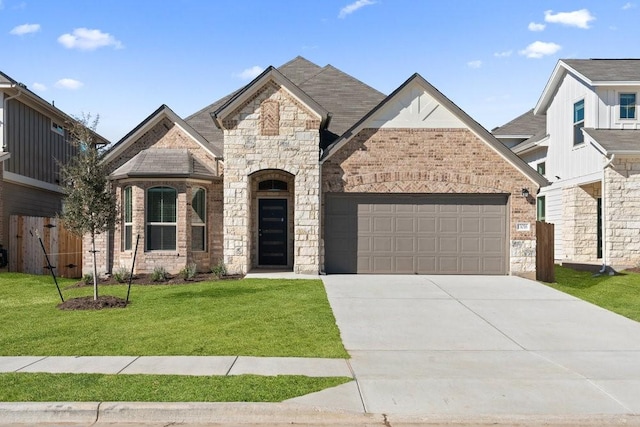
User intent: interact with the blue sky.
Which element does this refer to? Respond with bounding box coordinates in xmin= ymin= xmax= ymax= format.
xmin=2 ymin=0 xmax=638 ymax=142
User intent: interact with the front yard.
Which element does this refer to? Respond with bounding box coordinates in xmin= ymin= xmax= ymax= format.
xmin=0 ymin=273 xmax=350 ymax=402
xmin=0 ymin=273 xmax=347 ymax=357
xmin=544 ymin=266 xmax=640 ymax=322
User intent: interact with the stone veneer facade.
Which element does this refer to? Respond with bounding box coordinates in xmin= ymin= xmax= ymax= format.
xmin=605 ymin=156 xmax=640 ymax=267
xmin=561 ymin=182 xmax=601 ymax=262
xmin=322 ymin=128 xmax=538 ymax=276
xmin=83 ymin=118 xmax=223 ymax=276
xmin=221 ymin=82 xmax=321 ymax=274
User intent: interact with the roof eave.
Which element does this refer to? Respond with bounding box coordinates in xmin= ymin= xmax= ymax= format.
xmin=534 ymin=61 xmax=593 ymax=115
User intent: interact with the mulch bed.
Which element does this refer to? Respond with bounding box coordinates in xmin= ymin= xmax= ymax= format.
xmin=59 ymin=272 xmax=244 ymax=311
xmin=58 ymin=295 xmax=128 ymax=310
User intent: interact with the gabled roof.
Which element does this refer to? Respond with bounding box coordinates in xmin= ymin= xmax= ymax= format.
xmin=535 ymin=59 xmax=640 ymax=115
xmin=491 ymin=109 xmax=546 ymax=138
xmin=212 ymin=66 xmax=329 ymax=128
xmin=103 ymin=104 xmax=221 ymax=164
xmin=184 ymin=56 xmax=385 ymax=154
xmin=321 ymin=73 xmax=549 ymax=188
xmin=0 ymin=70 xmax=110 ymax=145
xmin=110 ymin=148 xmax=217 ymax=180
xmin=584 ymin=128 xmax=640 ymax=155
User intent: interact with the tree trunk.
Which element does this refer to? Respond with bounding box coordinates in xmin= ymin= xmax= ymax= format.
xmin=91 ymin=234 xmax=98 ymax=300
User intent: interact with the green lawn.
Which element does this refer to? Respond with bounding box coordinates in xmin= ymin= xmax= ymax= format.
xmin=0 ymin=373 xmax=351 ymax=402
xmin=544 ymin=266 xmax=640 ymax=322
xmin=0 ymin=273 xmax=348 ymax=357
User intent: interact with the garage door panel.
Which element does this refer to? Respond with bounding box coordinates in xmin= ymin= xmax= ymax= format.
xmin=325 ymin=194 xmax=507 ymax=275
xmin=396 ymin=217 xmax=415 ymax=233
xmin=395 ymin=236 xmax=415 ymax=252
xmin=439 ymin=218 xmax=459 ymax=233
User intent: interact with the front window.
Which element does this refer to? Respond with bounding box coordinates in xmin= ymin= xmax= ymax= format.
xmin=123 ymin=186 xmax=133 ymax=251
xmin=537 ymin=196 xmax=546 ymax=222
xmin=573 ymin=99 xmax=584 ymax=145
xmin=146 ymin=186 xmax=177 ymax=251
xmin=191 ymin=187 xmax=206 ymax=251
xmin=620 ymin=93 xmax=636 ymax=119
xmin=537 ymin=162 xmax=546 ymax=176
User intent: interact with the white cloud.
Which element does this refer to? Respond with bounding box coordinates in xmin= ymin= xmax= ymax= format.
xmin=9 ymin=23 xmax=41 ymax=35
xmin=622 ymin=2 xmax=635 ymax=9
xmin=544 ymin=9 xmax=595 ymax=29
xmin=57 ymin=28 xmax=123 ymax=51
xmin=467 ymin=60 xmax=482 ymax=69
xmin=494 ymin=50 xmax=513 ymax=58
xmin=519 ymin=41 xmax=562 ymax=59
xmin=338 ymin=0 xmax=376 ymax=19
xmin=55 ymin=78 xmax=83 ymax=90
xmin=235 ymin=66 xmax=264 ymax=80
xmin=32 ymin=82 xmax=47 ymax=91
xmin=528 ymin=22 xmax=546 ymax=32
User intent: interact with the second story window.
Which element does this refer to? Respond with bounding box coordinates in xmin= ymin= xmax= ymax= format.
xmin=620 ymin=93 xmax=636 ymax=119
xmin=537 ymin=162 xmax=546 ymax=176
xmin=573 ymin=99 xmax=584 ymax=145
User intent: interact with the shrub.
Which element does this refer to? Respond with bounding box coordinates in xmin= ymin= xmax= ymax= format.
xmin=180 ymin=263 xmax=197 ymax=280
xmin=150 ymin=266 xmax=169 ymax=282
xmin=211 ymin=262 xmax=227 ymax=278
xmin=112 ymin=266 xmax=131 ymax=283
xmin=82 ymin=273 xmax=93 ymax=286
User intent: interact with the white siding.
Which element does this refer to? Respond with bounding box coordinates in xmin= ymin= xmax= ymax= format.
xmin=539 ymin=185 xmax=564 ymax=260
xmin=545 ymin=73 xmax=603 ymax=181
xmin=595 ymin=86 xmax=640 ymax=129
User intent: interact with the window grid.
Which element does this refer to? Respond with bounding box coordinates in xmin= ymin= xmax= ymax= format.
xmin=620 ymin=93 xmax=636 ymax=119
xmin=146 ymin=187 xmax=177 ymax=251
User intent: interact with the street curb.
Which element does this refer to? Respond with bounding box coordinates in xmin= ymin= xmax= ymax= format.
xmin=97 ymin=402 xmax=381 ymax=424
xmin=0 ymin=402 xmax=99 ymax=424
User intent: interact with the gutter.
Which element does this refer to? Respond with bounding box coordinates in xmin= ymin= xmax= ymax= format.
xmin=600 ymin=153 xmax=615 ymax=274
xmin=2 ymin=84 xmax=22 ymax=152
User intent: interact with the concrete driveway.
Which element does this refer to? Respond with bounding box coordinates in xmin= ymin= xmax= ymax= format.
xmin=290 ymin=275 xmax=640 ymax=417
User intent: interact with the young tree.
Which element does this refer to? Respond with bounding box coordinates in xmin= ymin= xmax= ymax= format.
xmin=59 ymin=114 xmax=116 ymax=300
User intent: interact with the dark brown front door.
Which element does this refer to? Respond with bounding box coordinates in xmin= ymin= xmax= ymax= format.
xmin=258 ymin=199 xmax=287 ymax=266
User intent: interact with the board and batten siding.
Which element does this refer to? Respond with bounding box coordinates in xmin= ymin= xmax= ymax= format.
xmin=545 ymin=73 xmax=603 ymax=182
xmin=595 ymin=86 xmax=640 ymax=130
xmin=539 ymin=185 xmax=564 ymax=261
xmin=5 ymin=98 xmax=75 ymax=185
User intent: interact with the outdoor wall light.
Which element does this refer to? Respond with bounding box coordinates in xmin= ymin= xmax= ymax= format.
xmin=521 ymin=188 xmax=530 ymax=198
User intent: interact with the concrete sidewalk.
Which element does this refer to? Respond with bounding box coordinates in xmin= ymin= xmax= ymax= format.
xmin=0 ymin=355 xmax=352 ymax=378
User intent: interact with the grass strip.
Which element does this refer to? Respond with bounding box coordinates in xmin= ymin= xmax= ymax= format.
xmin=0 ymin=273 xmax=347 ymax=357
xmin=0 ymin=373 xmax=351 ymax=402
xmin=544 ymin=266 xmax=640 ymax=322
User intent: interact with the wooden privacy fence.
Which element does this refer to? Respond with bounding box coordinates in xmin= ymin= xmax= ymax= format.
xmin=536 ymin=220 xmax=555 ymax=283
xmin=8 ymin=215 xmax=83 ymax=279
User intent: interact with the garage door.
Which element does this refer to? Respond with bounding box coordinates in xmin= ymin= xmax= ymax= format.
xmin=324 ymin=194 xmax=508 ymax=274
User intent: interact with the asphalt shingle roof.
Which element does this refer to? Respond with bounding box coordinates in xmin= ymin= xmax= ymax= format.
xmin=110 ymin=148 xmax=216 ymax=180
xmin=492 ymin=109 xmax=546 ymax=137
xmin=563 ymin=59 xmax=640 ymax=82
xmin=583 ymin=128 xmax=640 ymax=154
xmin=184 ymin=56 xmax=386 ymax=155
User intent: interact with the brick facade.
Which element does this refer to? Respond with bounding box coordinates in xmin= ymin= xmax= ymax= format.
xmin=322 ymin=128 xmax=538 ymax=276
xmin=84 ymin=119 xmax=223 ymax=277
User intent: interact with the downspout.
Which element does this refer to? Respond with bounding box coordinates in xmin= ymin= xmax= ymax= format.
xmin=2 ymin=85 xmax=22 ymax=152
xmin=600 ymin=154 xmax=615 ymax=273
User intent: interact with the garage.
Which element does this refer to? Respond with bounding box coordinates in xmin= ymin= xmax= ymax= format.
xmin=324 ymin=194 xmax=508 ymax=275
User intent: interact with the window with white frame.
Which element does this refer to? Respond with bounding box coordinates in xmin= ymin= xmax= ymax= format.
xmin=191 ymin=187 xmax=206 ymax=251
xmin=620 ymin=93 xmax=636 ymax=119
xmin=146 ymin=186 xmax=177 ymax=251
xmin=51 ymin=121 xmax=64 ymax=136
xmin=537 ymin=161 xmax=546 ymax=176
xmin=573 ymin=99 xmax=584 ymax=145
xmin=123 ymin=186 xmax=133 ymax=251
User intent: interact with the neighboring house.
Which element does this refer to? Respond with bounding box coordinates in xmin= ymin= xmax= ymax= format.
xmin=0 ymin=71 xmax=108 ymax=268
xmin=493 ymin=59 xmax=640 ymax=270
xmin=91 ymin=57 xmax=546 ymax=278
